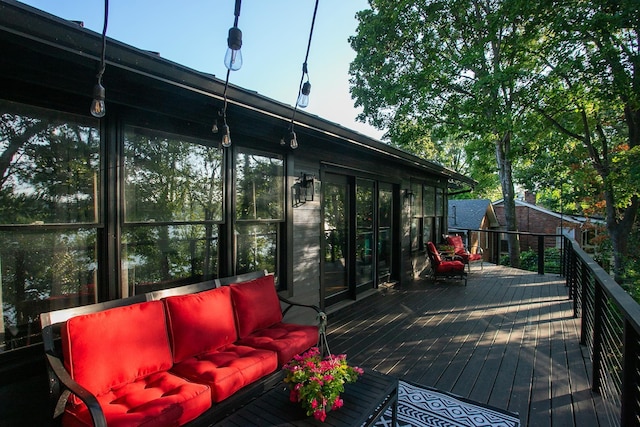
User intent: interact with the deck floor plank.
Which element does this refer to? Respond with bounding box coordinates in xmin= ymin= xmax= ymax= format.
xmin=326 ymin=263 xmax=610 ymax=427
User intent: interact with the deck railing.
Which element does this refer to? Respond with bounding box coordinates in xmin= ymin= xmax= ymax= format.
xmin=563 ymin=235 xmax=640 ymax=427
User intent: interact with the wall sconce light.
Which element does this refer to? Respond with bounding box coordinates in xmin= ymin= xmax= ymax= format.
xmin=294 ymin=173 xmax=315 ymax=206
xmin=404 ymin=188 xmax=415 ymax=202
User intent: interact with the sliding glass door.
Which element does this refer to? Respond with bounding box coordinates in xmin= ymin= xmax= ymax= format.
xmin=323 ymin=174 xmax=350 ymax=302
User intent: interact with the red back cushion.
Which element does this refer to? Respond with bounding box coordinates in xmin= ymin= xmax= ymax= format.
xmin=229 ymin=275 xmax=283 ymax=339
xmin=163 ymin=286 xmax=237 ymax=363
xmin=447 ymin=235 xmax=466 ymax=255
xmin=61 ymin=300 xmax=172 ymax=398
xmin=427 ymin=242 xmax=442 ymax=263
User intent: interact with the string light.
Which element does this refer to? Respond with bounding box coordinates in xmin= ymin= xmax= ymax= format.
xmin=286 ymin=0 xmax=319 ymax=149
xmin=214 ymin=0 xmax=243 ymax=148
xmin=90 ymin=0 xmax=109 ymax=118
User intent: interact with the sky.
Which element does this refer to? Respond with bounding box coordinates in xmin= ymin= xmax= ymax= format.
xmin=18 ymin=0 xmax=386 ymax=140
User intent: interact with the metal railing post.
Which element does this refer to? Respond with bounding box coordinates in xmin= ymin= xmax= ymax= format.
xmin=580 ymin=261 xmax=588 ymax=343
xmin=537 ymin=235 xmax=545 ymax=274
xmin=621 ymin=319 xmax=637 ymax=426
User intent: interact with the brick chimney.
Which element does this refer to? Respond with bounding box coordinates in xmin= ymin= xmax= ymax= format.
xmin=524 ymin=191 xmax=536 ymax=205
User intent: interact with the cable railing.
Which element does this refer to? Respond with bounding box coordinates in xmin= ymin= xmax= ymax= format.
xmin=563 ymin=235 xmax=640 ymax=427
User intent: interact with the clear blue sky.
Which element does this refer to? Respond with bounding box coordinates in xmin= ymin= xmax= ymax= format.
xmin=18 ymin=0 xmax=386 ymax=140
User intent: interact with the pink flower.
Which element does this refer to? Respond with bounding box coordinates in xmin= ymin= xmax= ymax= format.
xmin=332 ymin=397 xmax=344 ymax=410
xmin=313 ymin=409 xmax=327 ymax=422
xmin=289 ymin=389 xmax=299 ymax=402
xmin=311 ymin=399 xmax=318 ymax=409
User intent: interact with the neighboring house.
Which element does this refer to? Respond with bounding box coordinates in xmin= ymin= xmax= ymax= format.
xmin=493 ymin=191 xmax=603 ymax=254
xmin=447 ymin=199 xmax=501 ymax=261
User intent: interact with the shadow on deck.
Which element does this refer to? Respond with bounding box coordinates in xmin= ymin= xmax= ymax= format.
xmin=326 ymin=263 xmax=611 ymax=427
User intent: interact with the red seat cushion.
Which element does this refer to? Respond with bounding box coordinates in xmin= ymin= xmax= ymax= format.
xmin=62 ymin=371 xmax=211 ymax=427
xmin=229 ymin=275 xmax=283 ymax=339
xmin=435 ymin=260 xmax=466 ymax=273
xmin=237 ymin=322 xmax=319 ymax=366
xmin=171 ymin=344 xmax=277 ymax=402
xmin=468 ymin=253 xmax=483 ymax=262
xmin=163 ymin=286 xmax=238 ymax=363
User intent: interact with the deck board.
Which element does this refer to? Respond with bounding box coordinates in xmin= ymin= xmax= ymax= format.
xmin=325 ymin=263 xmax=609 ymax=427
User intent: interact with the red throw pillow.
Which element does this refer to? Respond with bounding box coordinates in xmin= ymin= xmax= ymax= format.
xmin=230 ymin=275 xmax=283 ymax=339
xmin=163 ymin=286 xmax=237 ymax=363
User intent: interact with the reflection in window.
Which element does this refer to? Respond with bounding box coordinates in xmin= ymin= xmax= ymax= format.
xmin=0 ymin=100 xmax=100 ymax=351
xmin=356 ymin=179 xmax=374 ymax=286
xmin=122 ymin=224 xmax=218 ymax=295
xmin=235 ymin=150 xmax=284 ymax=278
xmin=124 ymin=126 xmax=223 ymax=222
xmin=0 ymin=229 xmax=97 ymax=350
xmin=235 ymin=223 xmax=277 ymax=275
xmin=236 ymin=151 xmax=283 ymax=220
xmin=123 ymin=127 xmax=223 ymax=293
xmin=0 ymin=100 xmax=100 ymax=224
xmin=378 ymin=184 xmax=393 ymax=282
xmin=410 ymin=181 xmax=423 ymax=251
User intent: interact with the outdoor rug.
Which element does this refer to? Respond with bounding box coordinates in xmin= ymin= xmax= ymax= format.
xmin=374 ymin=380 xmax=520 ymax=427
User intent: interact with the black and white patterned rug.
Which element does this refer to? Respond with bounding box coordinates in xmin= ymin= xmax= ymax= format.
xmin=374 ymin=380 xmax=520 ymax=427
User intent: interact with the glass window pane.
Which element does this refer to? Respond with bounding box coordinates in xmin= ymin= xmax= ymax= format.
xmin=423 ymin=186 xmax=435 ymax=217
xmin=378 ymin=185 xmax=393 ymax=281
xmin=356 ymin=179 xmax=374 ymax=286
xmin=0 ymin=228 xmax=98 ymax=351
xmin=121 ymin=224 xmax=218 ymax=295
xmin=124 ymin=126 xmax=223 ymax=223
xmin=423 ymin=217 xmax=434 ymax=246
xmin=0 ymin=100 xmax=100 ymax=225
xmin=235 ymin=223 xmax=277 ymax=274
xmin=323 ymin=176 xmax=349 ymax=297
xmin=236 ymin=151 xmax=284 ymax=221
xmin=436 ymin=188 xmax=444 ymax=216
xmin=410 ymin=181 xmax=422 ymax=218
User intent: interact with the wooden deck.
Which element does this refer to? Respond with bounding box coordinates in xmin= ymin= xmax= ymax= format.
xmin=325 ymin=263 xmax=611 ymax=427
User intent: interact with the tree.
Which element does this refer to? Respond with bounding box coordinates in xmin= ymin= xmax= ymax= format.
xmin=530 ymin=0 xmax=639 ymax=281
xmin=349 ymin=0 xmax=538 ymax=266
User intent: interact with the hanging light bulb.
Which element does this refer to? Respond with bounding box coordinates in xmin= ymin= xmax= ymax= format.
xmin=211 ymin=121 xmax=219 ymax=133
xmin=224 ymin=27 xmax=243 ymax=71
xmin=90 ymin=82 xmax=106 ymax=118
xmin=221 ymin=123 xmax=232 ymax=147
xmin=289 ymin=129 xmax=298 ymax=149
xmin=297 ymin=81 xmax=311 ymax=108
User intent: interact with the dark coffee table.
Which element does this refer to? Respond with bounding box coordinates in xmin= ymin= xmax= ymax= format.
xmin=216 ymin=370 xmax=398 ymax=426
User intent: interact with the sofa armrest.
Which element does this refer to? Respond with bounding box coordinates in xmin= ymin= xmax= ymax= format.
xmin=45 ymin=353 xmax=108 ymax=427
xmin=278 ymin=295 xmax=321 ymax=318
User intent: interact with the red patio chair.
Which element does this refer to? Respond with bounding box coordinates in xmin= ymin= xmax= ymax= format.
xmin=446 ymin=235 xmax=483 ymax=272
xmin=426 ymin=242 xmax=467 ymax=286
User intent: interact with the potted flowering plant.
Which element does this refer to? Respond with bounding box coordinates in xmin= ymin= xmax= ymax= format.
xmin=283 ymin=347 xmax=364 ymax=422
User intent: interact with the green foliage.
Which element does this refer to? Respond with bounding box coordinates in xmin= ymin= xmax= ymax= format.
xmin=501 ymin=248 xmax=561 ymax=274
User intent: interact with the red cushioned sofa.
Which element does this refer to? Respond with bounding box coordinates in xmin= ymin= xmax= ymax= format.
xmin=40 ymin=271 xmax=320 ymax=427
